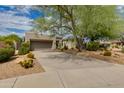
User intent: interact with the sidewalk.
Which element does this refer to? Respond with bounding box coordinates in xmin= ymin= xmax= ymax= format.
xmin=1 ymin=64 xmax=124 ymax=88
xmin=0 ymin=71 xmax=64 ymax=88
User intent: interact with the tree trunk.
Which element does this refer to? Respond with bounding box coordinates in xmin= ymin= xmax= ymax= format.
xmin=75 ymin=36 xmax=82 ymax=52
xmin=71 ymin=12 xmax=82 ymax=52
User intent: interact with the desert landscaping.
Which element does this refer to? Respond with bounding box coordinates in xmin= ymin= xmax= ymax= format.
xmin=0 ymin=35 xmax=45 ymax=80
xmin=1 ymin=5 xmax=124 ymax=88
xmin=0 ymin=54 xmax=44 ymax=80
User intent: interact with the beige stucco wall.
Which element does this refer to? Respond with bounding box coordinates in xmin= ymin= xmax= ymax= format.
xmin=62 ymin=40 xmax=76 ymax=49
xmin=25 ymin=31 xmax=59 ymax=49
xmin=25 ymin=32 xmax=55 ymax=41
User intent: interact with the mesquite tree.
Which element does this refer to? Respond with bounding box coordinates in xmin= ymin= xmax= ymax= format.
xmin=34 ymin=5 xmax=120 ymax=51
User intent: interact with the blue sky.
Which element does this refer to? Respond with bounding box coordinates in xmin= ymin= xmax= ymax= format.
xmin=0 ymin=5 xmax=123 ymax=37
xmin=0 ymin=5 xmax=43 ymax=37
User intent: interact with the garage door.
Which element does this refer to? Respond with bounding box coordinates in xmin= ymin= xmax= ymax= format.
xmin=30 ymin=40 xmax=53 ymax=50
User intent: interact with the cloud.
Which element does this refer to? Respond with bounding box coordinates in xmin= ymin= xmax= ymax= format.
xmin=0 ymin=12 xmax=33 ymax=30
xmin=16 ymin=6 xmax=32 ymax=15
xmin=0 ymin=6 xmax=34 ymax=37
xmin=117 ymin=5 xmax=124 ymax=13
xmin=117 ymin=6 xmax=123 ymax=10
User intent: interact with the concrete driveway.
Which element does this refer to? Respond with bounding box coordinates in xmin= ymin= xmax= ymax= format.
xmin=1 ymin=50 xmax=124 ymax=88
xmin=34 ymin=50 xmax=114 ymax=71
xmin=32 ymin=50 xmax=124 ymax=88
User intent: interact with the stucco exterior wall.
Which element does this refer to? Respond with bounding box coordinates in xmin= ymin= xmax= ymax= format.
xmin=25 ymin=31 xmax=60 ymax=49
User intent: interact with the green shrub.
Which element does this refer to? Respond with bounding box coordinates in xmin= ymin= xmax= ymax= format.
xmin=19 ymin=59 xmax=33 ymax=68
xmin=0 ymin=47 xmax=15 ymax=62
xmin=99 ymin=48 xmax=105 ymax=51
xmin=63 ymin=45 xmax=68 ymax=50
xmin=99 ymin=43 xmax=110 ymax=50
xmin=18 ymin=42 xmax=30 ymax=55
xmin=86 ymin=42 xmax=100 ymax=51
xmin=0 ymin=41 xmax=7 ymax=48
xmin=58 ymin=42 xmax=62 ymax=49
xmin=103 ymin=51 xmax=112 ymax=56
xmin=115 ymin=45 xmax=119 ymax=48
xmin=27 ymin=52 xmax=35 ymax=59
xmin=4 ymin=39 xmax=14 ymax=48
xmin=60 ymin=48 xmax=64 ymax=51
xmin=71 ymin=47 xmax=74 ymax=50
xmin=122 ymin=47 xmax=124 ymax=53
xmin=7 ymin=47 xmax=15 ymax=56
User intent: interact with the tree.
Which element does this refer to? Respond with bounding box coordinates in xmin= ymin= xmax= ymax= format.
xmin=34 ymin=6 xmax=71 ymax=37
xmin=34 ymin=6 xmax=83 ymax=51
xmin=0 ymin=34 xmax=22 ymax=47
xmin=34 ymin=5 xmax=120 ymax=51
xmin=0 ymin=34 xmax=22 ymax=42
xmin=75 ymin=6 xmax=119 ymax=41
xmin=4 ymin=34 xmax=22 ymax=42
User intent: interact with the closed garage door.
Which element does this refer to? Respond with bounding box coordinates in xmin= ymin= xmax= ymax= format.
xmin=30 ymin=40 xmax=53 ymax=50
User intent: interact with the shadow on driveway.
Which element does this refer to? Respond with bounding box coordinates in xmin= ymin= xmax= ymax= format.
xmin=35 ymin=50 xmax=115 ymax=70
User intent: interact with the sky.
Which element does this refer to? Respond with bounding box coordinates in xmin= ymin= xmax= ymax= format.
xmin=0 ymin=5 xmax=43 ymax=37
xmin=0 ymin=5 xmax=123 ymax=37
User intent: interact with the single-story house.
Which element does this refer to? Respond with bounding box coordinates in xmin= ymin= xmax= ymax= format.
xmin=25 ymin=31 xmax=61 ymax=50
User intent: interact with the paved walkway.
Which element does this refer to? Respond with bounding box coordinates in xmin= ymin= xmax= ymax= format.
xmin=1 ymin=50 xmax=124 ymax=88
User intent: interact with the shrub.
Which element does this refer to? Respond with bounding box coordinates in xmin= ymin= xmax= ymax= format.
xmin=71 ymin=47 xmax=74 ymax=50
xmin=60 ymin=48 xmax=64 ymax=51
xmin=115 ymin=45 xmax=119 ymax=48
xmin=57 ymin=42 xmax=62 ymax=49
xmin=19 ymin=59 xmax=33 ymax=68
xmin=99 ymin=43 xmax=110 ymax=50
xmin=86 ymin=42 xmax=100 ymax=51
xmin=7 ymin=47 xmax=15 ymax=56
xmin=122 ymin=47 xmax=124 ymax=53
xmin=103 ymin=51 xmax=112 ymax=56
xmin=99 ymin=48 xmax=105 ymax=51
xmin=18 ymin=42 xmax=30 ymax=55
xmin=27 ymin=52 xmax=35 ymax=59
xmin=4 ymin=39 xmax=14 ymax=48
xmin=63 ymin=45 xmax=68 ymax=50
xmin=0 ymin=41 xmax=9 ymax=48
xmin=0 ymin=47 xmax=15 ymax=62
